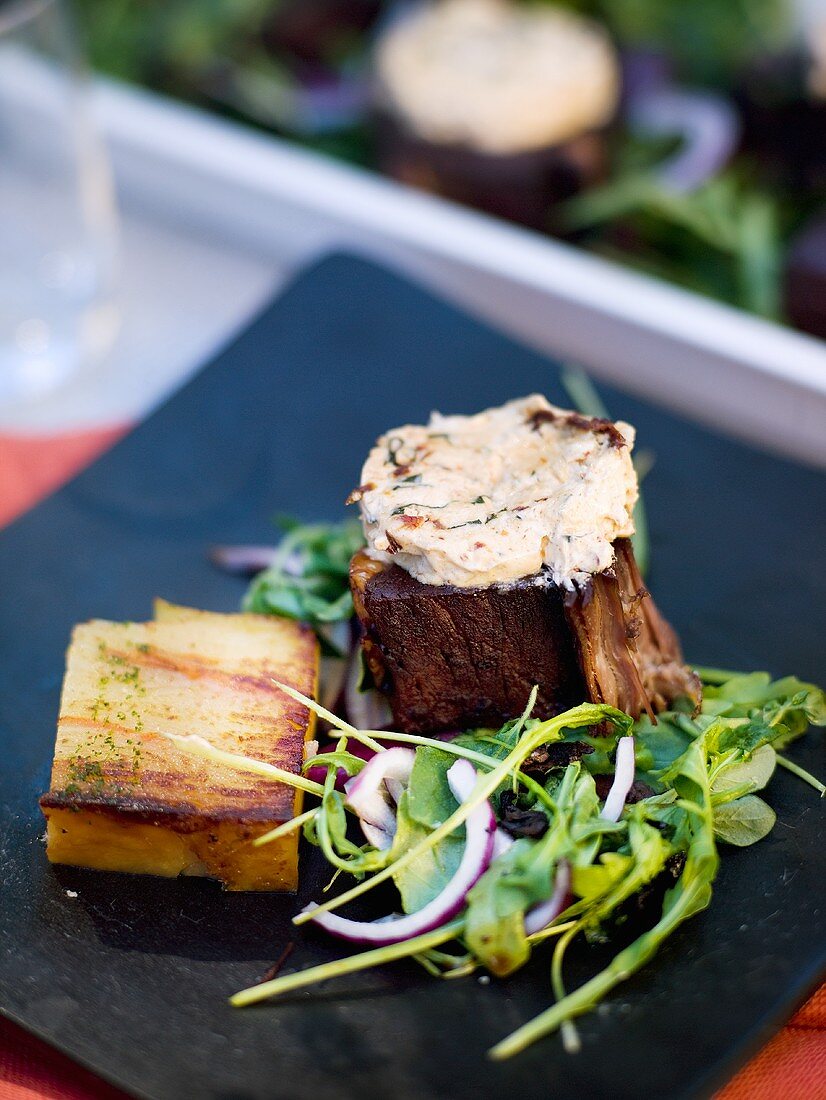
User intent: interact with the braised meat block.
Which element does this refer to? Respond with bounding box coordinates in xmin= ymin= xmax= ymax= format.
xmin=351 ymin=550 xmax=585 ymax=733
xmin=351 ymin=541 xmax=700 ymax=734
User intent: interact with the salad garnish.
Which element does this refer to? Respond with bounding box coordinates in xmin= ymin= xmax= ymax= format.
xmin=242 ymin=517 xmax=364 ymax=651
xmin=216 ymin=667 xmax=824 ymax=1058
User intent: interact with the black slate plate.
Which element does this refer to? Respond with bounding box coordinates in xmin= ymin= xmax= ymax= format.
xmin=1 ymin=254 xmax=824 ymax=1100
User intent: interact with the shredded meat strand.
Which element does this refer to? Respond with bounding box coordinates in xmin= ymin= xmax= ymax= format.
xmin=564 ymin=539 xmax=701 ymax=720
xmin=613 ymin=540 xmax=702 ymax=714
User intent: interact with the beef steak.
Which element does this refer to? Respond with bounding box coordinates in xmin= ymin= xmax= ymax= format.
xmin=350 ymin=550 xmax=585 ymax=733
xmin=350 ymin=540 xmax=700 ymax=735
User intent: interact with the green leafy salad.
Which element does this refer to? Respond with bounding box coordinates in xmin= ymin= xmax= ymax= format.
xmin=216 ymin=519 xmax=826 ymax=1060
xmin=243 ymin=517 xmax=363 ymax=646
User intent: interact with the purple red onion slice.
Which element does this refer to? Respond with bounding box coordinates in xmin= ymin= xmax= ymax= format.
xmin=446 ymin=761 xmax=514 ymax=858
xmin=629 ymin=87 xmax=740 ymax=193
xmin=344 ymin=747 xmax=416 ymax=848
xmin=524 ymin=859 xmax=572 ymax=936
xmin=304 ymin=759 xmax=496 ymax=945
xmin=600 ymin=736 xmax=636 ymax=823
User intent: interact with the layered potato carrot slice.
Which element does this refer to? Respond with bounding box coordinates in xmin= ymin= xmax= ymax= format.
xmin=40 ymin=602 xmax=318 ymax=891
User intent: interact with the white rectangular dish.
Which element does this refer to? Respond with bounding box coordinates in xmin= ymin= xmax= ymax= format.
xmin=8 ymin=69 xmax=826 ymax=467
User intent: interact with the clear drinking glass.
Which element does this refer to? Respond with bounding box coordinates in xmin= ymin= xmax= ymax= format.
xmin=0 ymin=0 xmax=118 ymax=406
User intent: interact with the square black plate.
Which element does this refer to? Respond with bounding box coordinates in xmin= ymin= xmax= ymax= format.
xmin=1 ymin=254 xmax=824 ymax=1100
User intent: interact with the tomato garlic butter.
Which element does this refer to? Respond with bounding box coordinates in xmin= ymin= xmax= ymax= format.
xmin=352 ymin=395 xmax=638 ymax=590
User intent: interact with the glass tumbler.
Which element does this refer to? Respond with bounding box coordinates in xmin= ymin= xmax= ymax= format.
xmin=0 ymin=0 xmax=118 ymax=406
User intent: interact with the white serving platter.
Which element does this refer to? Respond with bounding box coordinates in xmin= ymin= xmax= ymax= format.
xmin=7 ymin=72 xmax=826 ymax=468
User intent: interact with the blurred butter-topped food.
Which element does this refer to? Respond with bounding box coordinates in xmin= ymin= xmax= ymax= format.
xmin=376 ymin=0 xmax=619 ymax=154
xmin=374 ymin=0 xmax=619 ymax=226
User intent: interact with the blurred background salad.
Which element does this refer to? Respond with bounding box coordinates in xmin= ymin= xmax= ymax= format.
xmin=74 ymin=0 xmax=826 ymax=335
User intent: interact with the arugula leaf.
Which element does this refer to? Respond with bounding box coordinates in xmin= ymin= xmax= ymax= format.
xmin=710 ymin=743 xmax=776 ymax=798
xmin=713 ymin=795 xmax=776 ymax=847
xmin=629 ymin=711 xmax=695 ymax=779
xmin=455 ymin=703 xmax=539 ymax=764
xmin=571 ymin=852 xmax=632 ymax=902
xmin=466 ymin=766 xmax=621 ymax=975
xmin=699 ymin=671 xmax=826 ymax=731
xmin=579 ymin=816 xmax=671 ymax=938
xmin=303 ymin=788 xmax=384 ymax=876
xmin=563 ymin=172 xmax=782 ymax=318
xmin=491 ymin=729 xmax=721 ymax=1060
xmin=403 ymin=747 xmax=461 ymax=830
xmin=633 ymin=672 xmax=825 ymax=788
xmin=243 ymin=518 xmax=364 ymax=647
xmin=390 ymin=748 xmax=464 ymax=913
xmin=464 ymin=839 xmax=535 ymax=977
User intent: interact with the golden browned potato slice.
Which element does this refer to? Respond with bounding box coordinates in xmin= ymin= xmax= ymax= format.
xmin=40 ymin=603 xmax=318 ymax=891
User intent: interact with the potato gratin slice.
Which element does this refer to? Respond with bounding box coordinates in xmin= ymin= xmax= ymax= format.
xmin=40 ymin=601 xmax=318 ymax=891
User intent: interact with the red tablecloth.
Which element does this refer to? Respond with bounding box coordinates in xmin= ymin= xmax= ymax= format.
xmin=1 ymin=427 xmax=823 ymax=1100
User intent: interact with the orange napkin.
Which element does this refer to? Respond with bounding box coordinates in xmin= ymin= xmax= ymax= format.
xmin=0 ymin=426 xmax=822 ymax=1100
xmin=0 ymin=1017 xmax=125 ymax=1100
xmin=0 ymin=426 xmax=126 ymax=529
xmin=717 ymin=986 xmax=826 ymax=1100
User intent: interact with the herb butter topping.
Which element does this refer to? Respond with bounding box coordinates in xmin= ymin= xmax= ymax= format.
xmin=352 ymin=394 xmax=638 ymax=590
xmin=376 ymin=0 xmax=619 ymax=155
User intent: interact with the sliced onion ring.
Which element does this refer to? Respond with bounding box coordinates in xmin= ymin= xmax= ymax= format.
xmin=524 ymin=859 xmax=571 ymax=936
xmin=208 ymin=544 xmax=278 ymax=575
xmin=600 ymin=736 xmax=636 ymax=823
xmin=629 ymin=87 xmax=739 ymax=193
xmin=344 ymin=746 xmax=416 ymax=844
xmin=450 ymin=763 xmax=573 ymax=934
xmin=304 ymin=759 xmax=496 ymax=945
xmin=444 ymin=757 xmax=480 ymax=803
xmin=384 ymin=778 xmax=405 ymax=805
xmin=492 ymin=827 xmax=515 ymax=860
xmin=359 ymin=820 xmax=393 ymax=852
xmin=445 ymin=762 xmax=513 ymax=859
